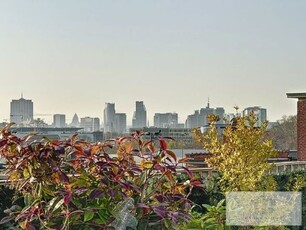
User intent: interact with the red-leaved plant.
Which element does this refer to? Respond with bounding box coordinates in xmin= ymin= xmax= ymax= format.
xmin=0 ymin=124 xmax=203 ymax=229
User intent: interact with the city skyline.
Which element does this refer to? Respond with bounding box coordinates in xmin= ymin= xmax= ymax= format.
xmin=6 ymin=95 xmax=271 ymax=127
xmin=1 ymin=1 xmax=305 ymax=124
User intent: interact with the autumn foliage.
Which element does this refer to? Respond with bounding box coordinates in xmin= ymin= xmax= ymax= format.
xmin=0 ymin=124 xmax=202 ymax=229
xmin=193 ymin=113 xmax=277 ymax=192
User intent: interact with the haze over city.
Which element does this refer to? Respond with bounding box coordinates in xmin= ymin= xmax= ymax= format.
xmin=1 ymin=1 xmax=305 ymax=125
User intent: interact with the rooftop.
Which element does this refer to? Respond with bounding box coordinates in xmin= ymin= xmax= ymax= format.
xmin=286 ymin=92 xmax=306 ymax=99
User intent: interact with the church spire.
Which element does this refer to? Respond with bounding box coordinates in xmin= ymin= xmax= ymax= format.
xmin=207 ymin=97 xmax=210 ymax=108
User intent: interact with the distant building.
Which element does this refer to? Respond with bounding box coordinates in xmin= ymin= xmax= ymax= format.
xmin=77 ymin=131 xmax=104 ymax=143
xmin=132 ymin=101 xmax=147 ymax=128
xmin=104 ymin=103 xmax=127 ymax=133
xmin=215 ymin=107 xmax=225 ymax=124
xmin=11 ymin=127 xmax=82 ymax=141
xmin=129 ymin=127 xmax=194 ymax=146
xmin=154 ymin=113 xmax=178 ymax=128
xmin=115 ymin=113 xmax=127 ymax=134
xmin=185 ymin=100 xmax=225 ymax=128
xmin=70 ymin=113 xmax=80 ymax=127
xmin=243 ymin=106 xmax=267 ymax=126
xmin=104 ymin=103 xmax=116 ymax=132
xmin=80 ymin=117 xmax=100 ymax=132
xmin=224 ymin=113 xmax=236 ymax=124
xmin=10 ymin=94 xmax=33 ymax=125
xmin=53 ymin=114 xmax=66 ymax=128
xmin=185 ymin=111 xmax=200 ymax=129
xmin=199 ymin=107 xmax=214 ymax=126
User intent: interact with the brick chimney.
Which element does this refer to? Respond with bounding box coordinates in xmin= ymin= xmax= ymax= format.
xmin=287 ymin=92 xmax=306 ymax=161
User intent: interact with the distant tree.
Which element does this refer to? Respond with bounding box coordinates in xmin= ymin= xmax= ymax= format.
xmin=268 ymin=115 xmax=297 ymax=150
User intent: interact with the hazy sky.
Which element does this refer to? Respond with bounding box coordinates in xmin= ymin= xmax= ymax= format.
xmin=0 ymin=1 xmax=305 ymax=125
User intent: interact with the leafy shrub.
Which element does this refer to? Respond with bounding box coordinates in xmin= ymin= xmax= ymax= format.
xmin=0 ymin=124 xmax=203 ymax=229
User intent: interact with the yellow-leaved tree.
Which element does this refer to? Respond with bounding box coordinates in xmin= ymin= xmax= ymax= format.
xmin=193 ymin=112 xmax=277 ymax=192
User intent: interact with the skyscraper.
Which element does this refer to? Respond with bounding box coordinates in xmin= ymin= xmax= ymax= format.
xmin=53 ymin=114 xmax=66 ymax=128
xmin=215 ymin=107 xmax=225 ymax=124
xmin=104 ymin=103 xmax=115 ymax=132
xmin=80 ymin=117 xmax=100 ymax=132
xmin=243 ymin=106 xmax=267 ymax=126
xmin=115 ymin=113 xmax=127 ymax=134
xmin=154 ymin=113 xmax=178 ymax=128
xmin=185 ymin=100 xmax=225 ymax=128
xmin=10 ymin=95 xmax=33 ymax=125
xmin=132 ymin=101 xmax=147 ymax=128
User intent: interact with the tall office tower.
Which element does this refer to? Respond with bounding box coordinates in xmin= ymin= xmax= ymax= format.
xmin=10 ymin=94 xmax=33 ymax=125
xmin=197 ymin=99 xmax=215 ymax=126
xmin=132 ymin=101 xmax=147 ymax=128
xmin=215 ymin=107 xmax=225 ymax=124
xmin=243 ymin=106 xmax=267 ymax=126
xmin=185 ymin=110 xmax=200 ymax=128
xmin=70 ymin=113 xmax=80 ymax=127
xmin=80 ymin=117 xmax=100 ymax=132
xmin=92 ymin=117 xmax=100 ymax=132
xmin=185 ymin=99 xmax=226 ymax=128
xmin=53 ymin=114 xmax=66 ymax=128
xmin=154 ymin=113 xmax=178 ymax=128
xmin=104 ymin=103 xmax=116 ymax=132
xmin=115 ymin=113 xmax=127 ymax=134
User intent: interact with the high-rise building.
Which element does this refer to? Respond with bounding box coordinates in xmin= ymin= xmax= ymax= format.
xmin=53 ymin=114 xmax=66 ymax=128
xmin=132 ymin=101 xmax=147 ymax=128
xmin=80 ymin=117 xmax=100 ymax=132
xmin=185 ymin=110 xmax=200 ymax=128
xmin=10 ymin=95 xmax=33 ymax=125
xmin=215 ymin=107 xmax=225 ymax=124
xmin=115 ymin=113 xmax=127 ymax=134
xmin=243 ymin=106 xmax=267 ymax=126
xmin=104 ymin=103 xmax=116 ymax=132
xmin=70 ymin=113 xmax=80 ymax=127
xmin=185 ymin=100 xmax=225 ymax=128
xmin=199 ymin=107 xmax=214 ymax=126
xmin=154 ymin=113 xmax=178 ymax=128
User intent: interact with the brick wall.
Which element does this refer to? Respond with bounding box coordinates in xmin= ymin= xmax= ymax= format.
xmin=297 ymin=99 xmax=306 ymax=161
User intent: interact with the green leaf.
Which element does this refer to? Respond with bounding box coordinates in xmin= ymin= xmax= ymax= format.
xmin=23 ymin=168 xmax=30 ymax=178
xmin=24 ymin=194 xmax=34 ymax=206
xmin=202 ymin=204 xmax=212 ymax=210
xmin=53 ymin=198 xmax=64 ymax=212
xmin=84 ymin=211 xmax=94 ymax=222
xmin=216 ymin=199 xmax=225 ymax=207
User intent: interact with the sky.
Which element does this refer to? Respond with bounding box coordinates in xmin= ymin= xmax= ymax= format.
xmin=0 ymin=0 xmax=305 ymax=125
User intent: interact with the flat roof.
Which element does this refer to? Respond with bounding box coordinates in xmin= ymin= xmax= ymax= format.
xmin=286 ymin=92 xmax=306 ymax=99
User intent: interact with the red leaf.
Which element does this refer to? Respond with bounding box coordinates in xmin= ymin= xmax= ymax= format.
xmin=165 ymin=171 xmax=175 ymax=184
xmin=162 ymin=136 xmax=175 ymax=141
xmin=178 ymin=157 xmax=189 ymax=163
xmin=153 ymin=206 xmax=167 ymax=218
xmin=182 ymin=166 xmax=193 ymax=177
xmin=190 ymin=178 xmax=204 ymax=188
xmin=64 ymin=193 xmax=72 ymax=205
xmin=166 ymin=150 xmax=177 ymax=161
xmin=89 ymin=189 xmax=103 ymax=199
xmin=143 ymin=140 xmax=153 ymax=147
xmin=147 ymin=143 xmax=155 ymax=153
xmin=60 ymin=172 xmax=70 ymax=183
xmin=159 ymin=139 xmax=167 ymax=150
xmin=70 ymin=133 xmax=78 ymax=144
